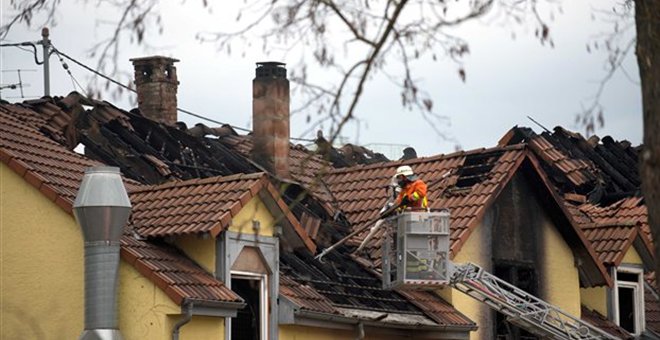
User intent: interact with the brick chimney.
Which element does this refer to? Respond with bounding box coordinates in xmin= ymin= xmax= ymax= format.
xmin=252 ymin=62 xmax=290 ymax=178
xmin=130 ymin=56 xmax=179 ymax=125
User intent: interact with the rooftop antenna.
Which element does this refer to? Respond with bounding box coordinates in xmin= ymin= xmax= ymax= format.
xmin=527 ymin=115 xmax=551 ymax=133
xmin=0 ymin=69 xmax=35 ymax=100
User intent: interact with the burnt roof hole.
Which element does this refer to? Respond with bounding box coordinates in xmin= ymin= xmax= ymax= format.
xmin=455 ymin=152 xmax=503 ymax=188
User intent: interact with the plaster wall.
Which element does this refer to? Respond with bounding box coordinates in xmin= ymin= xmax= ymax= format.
xmin=539 ymin=216 xmax=581 ymax=317
xmin=621 ymin=246 xmax=643 ymax=265
xmin=449 ymin=209 xmax=494 ymax=340
xmin=1 ymin=163 xmax=84 ymax=339
xmin=175 ymin=234 xmax=216 ymax=274
xmin=230 ymin=196 xmax=276 ymax=236
xmin=581 ymin=286 xmax=608 ymax=315
xmin=1 ymin=163 xmax=225 ymax=340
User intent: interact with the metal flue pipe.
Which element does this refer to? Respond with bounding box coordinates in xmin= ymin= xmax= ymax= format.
xmin=73 ymin=167 xmax=131 ymax=340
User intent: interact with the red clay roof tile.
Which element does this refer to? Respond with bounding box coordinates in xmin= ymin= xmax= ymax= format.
xmin=581 ymin=306 xmax=633 ymax=339
xmin=120 ymin=237 xmax=242 ymax=305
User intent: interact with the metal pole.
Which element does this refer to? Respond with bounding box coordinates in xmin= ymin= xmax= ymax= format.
xmin=41 ymin=27 xmax=50 ymax=96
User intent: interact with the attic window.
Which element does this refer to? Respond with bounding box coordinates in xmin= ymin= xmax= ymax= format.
xmin=454 ymin=151 xmax=503 ymax=188
xmin=613 ymin=266 xmax=645 ymax=335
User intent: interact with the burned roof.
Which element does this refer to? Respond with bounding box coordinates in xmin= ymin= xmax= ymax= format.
xmin=279 ymin=246 xmax=474 ymax=328
xmin=499 ymin=126 xmax=641 ymax=201
xmin=14 ymin=92 xmax=257 ymax=185
xmin=0 ymin=99 xmax=242 ymax=307
xmin=499 ymin=126 xmax=653 ymax=270
xmin=324 ymin=145 xmax=527 ymax=260
xmin=1 ymin=93 xmax=476 ymax=330
xmin=320 ymin=143 xmax=611 ymax=287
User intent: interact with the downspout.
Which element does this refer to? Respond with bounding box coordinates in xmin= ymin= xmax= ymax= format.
xmin=172 ymin=302 xmax=193 ymax=340
xmin=355 ymin=321 xmax=365 ymax=340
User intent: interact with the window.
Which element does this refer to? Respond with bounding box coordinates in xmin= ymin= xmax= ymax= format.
xmin=494 ymin=263 xmax=538 ymax=340
xmin=613 ymin=266 xmax=645 ymax=335
xmin=231 ymin=271 xmax=268 ymax=340
xmin=219 ymin=232 xmax=279 ymax=340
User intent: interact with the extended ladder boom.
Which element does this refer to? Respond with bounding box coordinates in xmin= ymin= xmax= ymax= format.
xmin=450 ymin=263 xmax=618 ymax=340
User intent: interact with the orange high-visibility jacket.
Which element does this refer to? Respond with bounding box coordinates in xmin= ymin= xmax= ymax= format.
xmin=396 ymin=179 xmax=428 ymax=209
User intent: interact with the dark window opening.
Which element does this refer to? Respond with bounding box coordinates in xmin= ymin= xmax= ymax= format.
xmin=494 ymin=263 xmax=538 ymax=340
xmin=231 ymin=277 xmax=261 ymax=340
xmin=618 ymin=286 xmax=636 ymax=334
xmin=618 ymin=272 xmax=639 ymax=282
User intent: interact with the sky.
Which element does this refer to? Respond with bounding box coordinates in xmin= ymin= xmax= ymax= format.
xmin=0 ymin=0 xmax=641 ymax=159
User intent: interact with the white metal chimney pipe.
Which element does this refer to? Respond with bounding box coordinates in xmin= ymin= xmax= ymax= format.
xmin=73 ymin=166 xmax=131 ymax=340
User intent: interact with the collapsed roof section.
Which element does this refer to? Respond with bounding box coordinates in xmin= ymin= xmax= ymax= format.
xmin=0 ymin=94 xmax=477 ymax=332
xmin=499 ymin=126 xmax=654 ymax=270
xmin=322 ymin=145 xmax=611 ymax=287
xmin=0 ymin=99 xmax=244 ymax=308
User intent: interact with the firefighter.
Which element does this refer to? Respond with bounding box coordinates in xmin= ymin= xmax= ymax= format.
xmin=394 ymin=165 xmax=428 ymax=210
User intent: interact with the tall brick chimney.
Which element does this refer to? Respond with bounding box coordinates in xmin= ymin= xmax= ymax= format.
xmin=252 ymin=62 xmax=290 ymax=178
xmin=130 ymin=56 xmax=179 ymax=125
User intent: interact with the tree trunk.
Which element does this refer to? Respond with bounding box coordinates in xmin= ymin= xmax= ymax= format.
xmin=635 ymin=0 xmax=660 ymax=291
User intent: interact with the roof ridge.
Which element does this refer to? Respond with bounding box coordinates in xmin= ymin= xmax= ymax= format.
xmin=328 ymin=144 xmax=527 ymax=175
xmin=129 ymin=172 xmax=267 ymax=193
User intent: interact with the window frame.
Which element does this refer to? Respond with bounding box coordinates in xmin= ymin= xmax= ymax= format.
xmin=612 ymin=265 xmax=645 ymax=335
xmin=231 ymin=270 xmax=269 ymax=340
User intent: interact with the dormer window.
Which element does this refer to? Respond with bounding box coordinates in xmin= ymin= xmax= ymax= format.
xmin=613 ymin=266 xmax=645 ymax=335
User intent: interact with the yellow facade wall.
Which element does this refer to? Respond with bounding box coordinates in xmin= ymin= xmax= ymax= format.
xmin=581 ymin=286 xmax=608 ymax=315
xmin=175 ymin=235 xmax=216 ymax=275
xmin=120 ymin=261 xmax=225 ymax=339
xmin=168 ymin=315 xmax=225 ymax=339
xmin=1 ymin=164 xmax=225 ymax=340
xmin=229 ymin=196 xmax=276 ymax=236
xmin=621 ymin=246 xmax=643 ymax=265
xmin=1 ymin=163 xmax=84 ymax=340
xmin=450 ymin=217 xmax=492 ymax=340
xmin=539 ymin=217 xmax=581 ymax=317
xmin=118 ymin=261 xmax=179 ymax=338
xmin=279 ymin=324 xmax=408 ymax=340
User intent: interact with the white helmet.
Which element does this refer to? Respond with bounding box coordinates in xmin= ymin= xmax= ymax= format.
xmin=395 ymin=165 xmax=414 ymax=177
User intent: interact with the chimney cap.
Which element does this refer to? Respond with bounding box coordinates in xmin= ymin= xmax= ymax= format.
xmin=255 ymin=61 xmax=287 ymax=79
xmin=256 ymin=61 xmax=286 ymax=67
xmin=130 ymin=55 xmax=180 ymax=64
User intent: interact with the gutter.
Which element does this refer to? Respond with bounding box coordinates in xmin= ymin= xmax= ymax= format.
xmin=296 ymin=309 xmax=477 ymax=333
xmin=171 ymin=298 xmax=246 ymax=340
xmin=172 ymin=302 xmax=193 ymax=340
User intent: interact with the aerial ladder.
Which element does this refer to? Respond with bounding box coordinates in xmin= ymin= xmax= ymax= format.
xmin=450 ymin=262 xmax=617 ymax=340
xmin=317 ymin=210 xmax=619 ymax=340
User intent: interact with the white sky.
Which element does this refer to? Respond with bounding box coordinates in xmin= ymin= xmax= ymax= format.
xmin=0 ymin=0 xmax=641 ymax=158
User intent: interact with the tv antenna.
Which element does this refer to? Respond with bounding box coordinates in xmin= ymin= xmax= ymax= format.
xmin=1 ymin=69 xmax=35 ymax=100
